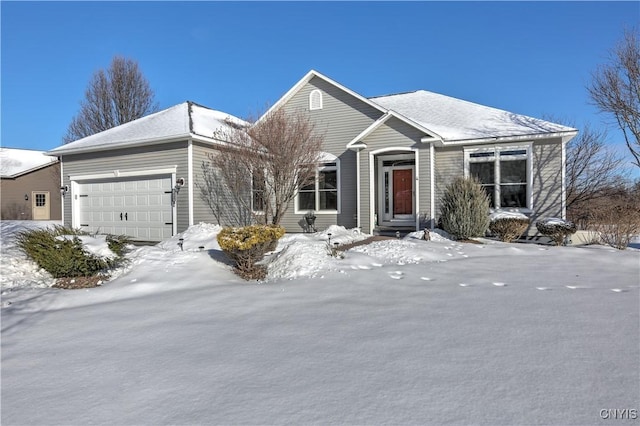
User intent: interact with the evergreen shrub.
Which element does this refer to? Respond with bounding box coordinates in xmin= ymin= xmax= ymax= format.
xmin=16 ymin=226 xmax=130 ymax=279
xmin=439 ymin=177 xmax=490 ymax=240
xmin=217 ymin=225 xmax=285 ymax=280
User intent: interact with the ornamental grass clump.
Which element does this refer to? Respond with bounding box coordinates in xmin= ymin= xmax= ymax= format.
xmin=535 ymin=218 xmax=577 ymax=246
xmin=489 ymin=217 xmax=531 ymax=243
xmin=217 ymin=225 xmax=285 ymax=280
xmin=439 ymin=177 xmax=490 ymax=240
xmin=15 ymin=226 xmax=130 ymax=284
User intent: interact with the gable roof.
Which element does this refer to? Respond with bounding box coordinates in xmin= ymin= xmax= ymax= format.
xmin=370 ymin=90 xmax=576 ymax=143
xmin=46 ymin=102 xmax=245 ymax=156
xmin=267 ymin=70 xmax=577 ymax=146
xmin=0 ymin=148 xmax=59 ymax=178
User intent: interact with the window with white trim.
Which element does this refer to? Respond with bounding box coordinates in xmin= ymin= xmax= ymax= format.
xmin=309 ymin=89 xmax=323 ymax=110
xmin=251 ymin=174 xmax=266 ymax=213
xmin=466 ymin=145 xmax=531 ymax=209
xmin=297 ymin=162 xmax=339 ymax=213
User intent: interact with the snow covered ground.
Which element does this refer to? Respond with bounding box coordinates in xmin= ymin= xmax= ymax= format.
xmin=1 ymin=221 xmax=638 ymax=425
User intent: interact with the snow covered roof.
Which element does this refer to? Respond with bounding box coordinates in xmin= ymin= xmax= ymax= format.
xmin=370 ymin=90 xmax=576 ymax=142
xmin=0 ymin=148 xmax=58 ymax=178
xmin=46 ymin=102 xmax=245 ymax=156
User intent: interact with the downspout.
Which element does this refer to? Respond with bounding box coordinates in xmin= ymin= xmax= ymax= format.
xmin=356 ymin=148 xmax=361 ymax=230
xmin=561 ymin=139 xmax=567 ymax=220
xmin=59 ymin=158 xmax=65 ymax=224
xmin=188 ymin=138 xmax=194 ymax=227
xmin=430 ymin=143 xmax=435 ymax=230
xmin=414 ymin=148 xmax=420 ymax=231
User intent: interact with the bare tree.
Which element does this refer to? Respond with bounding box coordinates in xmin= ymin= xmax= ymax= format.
xmin=205 ymin=108 xmax=325 ymax=226
xmin=565 ymin=123 xmax=625 ymax=213
xmin=64 ymin=56 xmax=158 ymax=143
xmin=588 ymin=28 xmax=640 ymax=167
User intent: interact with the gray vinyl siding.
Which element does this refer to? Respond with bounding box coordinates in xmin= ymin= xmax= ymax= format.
xmin=60 ymin=141 xmax=189 ymax=233
xmin=433 ymin=146 xmax=464 ymax=224
xmin=531 ymin=139 xmax=563 ymax=221
xmin=432 ymin=140 xmax=564 ymax=234
xmin=278 ymin=77 xmax=384 ymax=232
xmin=191 ymin=142 xmax=254 ymax=227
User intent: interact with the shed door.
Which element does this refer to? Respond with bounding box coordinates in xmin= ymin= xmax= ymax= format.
xmin=32 ymin=192 xmax=50 ymax=220
xmin=77 ymin=175 xmax=173 ymax=241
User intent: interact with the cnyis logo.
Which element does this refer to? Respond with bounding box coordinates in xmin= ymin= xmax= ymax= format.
xmin=599 ymin=409 xmax=638 ymax=420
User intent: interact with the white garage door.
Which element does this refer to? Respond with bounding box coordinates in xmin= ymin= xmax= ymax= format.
xmin=77 ymin=175 xmax=173 ymax=241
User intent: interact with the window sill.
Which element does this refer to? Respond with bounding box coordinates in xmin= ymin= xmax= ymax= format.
xmin=490 ymin=208 xmax=533 ymax=216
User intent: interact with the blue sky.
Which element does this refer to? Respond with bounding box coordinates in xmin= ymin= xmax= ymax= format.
xmin=1 ymin=1 xmax=638 ymax=170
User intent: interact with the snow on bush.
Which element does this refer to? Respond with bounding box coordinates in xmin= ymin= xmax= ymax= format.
xmin=489 ymin=212 xmax=530 ymax=243
xmin=535 ymin=218 xmax=577 ymax=246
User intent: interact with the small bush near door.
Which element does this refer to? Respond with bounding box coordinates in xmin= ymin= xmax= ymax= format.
xmin=439 ymin=177 xmax=490 ymax=240
xmin=16 ymin=226 xmax=130 ymax=287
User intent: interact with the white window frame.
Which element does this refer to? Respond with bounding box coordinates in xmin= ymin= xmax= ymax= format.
xmin=250 ymin=173 xmax=266 ymax=215
xmin=464 ymin=142 xmax=533 ymax=212
xmin=295 ymin=161 xmax=340 ymax=214
xmin=309 ymin=89 xmax=323 ymax=111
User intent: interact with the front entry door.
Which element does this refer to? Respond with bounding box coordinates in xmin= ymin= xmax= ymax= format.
xmin=393 ymin=169 xmax=413 ymax=215
xmin=378 ymin=156 xmax=415 ymax=225
xmin=32 ymin=191 xmax=50 ymax=220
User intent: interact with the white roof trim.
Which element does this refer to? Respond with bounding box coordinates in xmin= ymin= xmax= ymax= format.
xmin=427 ymin=130 xmax=579 ymax=146
xmin=346 ymin=110 xmax=444 ymax=148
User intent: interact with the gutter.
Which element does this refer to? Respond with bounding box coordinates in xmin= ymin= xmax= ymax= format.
xmin=422 ymin=130 xmax=578 ymax=146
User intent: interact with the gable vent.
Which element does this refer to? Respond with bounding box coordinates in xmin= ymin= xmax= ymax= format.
xmin=309 ymin=89 xmax=323 ymax=110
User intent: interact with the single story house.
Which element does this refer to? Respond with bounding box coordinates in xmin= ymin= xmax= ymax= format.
xmin=46 ymin=102 xmax=244 ymax=241
xmin=1 ymin=148 xmax=61 ymax=221
xmin=47 ymin=71 xmax=577 ymax=241
xmin=269 ymin=70 xmax=577 ymax=235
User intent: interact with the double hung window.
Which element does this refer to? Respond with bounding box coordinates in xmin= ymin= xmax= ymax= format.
xmin=297 ymin=162 xmax=339 ymax=213
xmin=466 ymin=145 xmax=531 ymax=209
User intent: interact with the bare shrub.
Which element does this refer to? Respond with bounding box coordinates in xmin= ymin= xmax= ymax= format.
xmin=489 ymin=217 xmax=530 ymax=243
xmin=536 ymin=219 xmax=577 ymax=246
xmin=591 ymin=194 xmax=640 ymax=250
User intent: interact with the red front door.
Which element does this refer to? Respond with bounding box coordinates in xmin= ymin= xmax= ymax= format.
xmin=393 ymin=169 xmax=412 ymax=215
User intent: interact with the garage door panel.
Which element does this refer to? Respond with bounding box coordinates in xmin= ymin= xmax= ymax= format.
xmin=77 ymin=175 xmax=173 ymax=241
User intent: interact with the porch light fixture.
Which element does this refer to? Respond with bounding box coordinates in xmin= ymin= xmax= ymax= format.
xmin=60 ymin=185 xmax=69 ymax=196
xmin=24 ymin=194 xmax=29 ymax=201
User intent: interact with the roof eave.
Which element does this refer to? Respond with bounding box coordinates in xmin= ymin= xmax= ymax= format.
xmin=1 ymin=159 xmax=59 ymax=179
xmin=427 ymin=130 xmax=579 ymax=147
xmin=45 ymin=134 xmax=193 ymax=156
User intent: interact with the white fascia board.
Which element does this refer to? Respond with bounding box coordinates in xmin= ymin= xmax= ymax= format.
xmin=346 ymin=113 xmax=391 ymax=148
xmin=258 ymin=70 xmax=388 ymax=126
xmin=46 ymin=134 xmax=192 ymax=156
xmin=432 ymin=130 xmax=579 ymax=147
xmin=347 ymin=110 xmax=445 ymax=149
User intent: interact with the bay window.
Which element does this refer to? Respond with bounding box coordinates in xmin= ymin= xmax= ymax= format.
xmin=466 ymin=145 xmax=531 ymax=210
